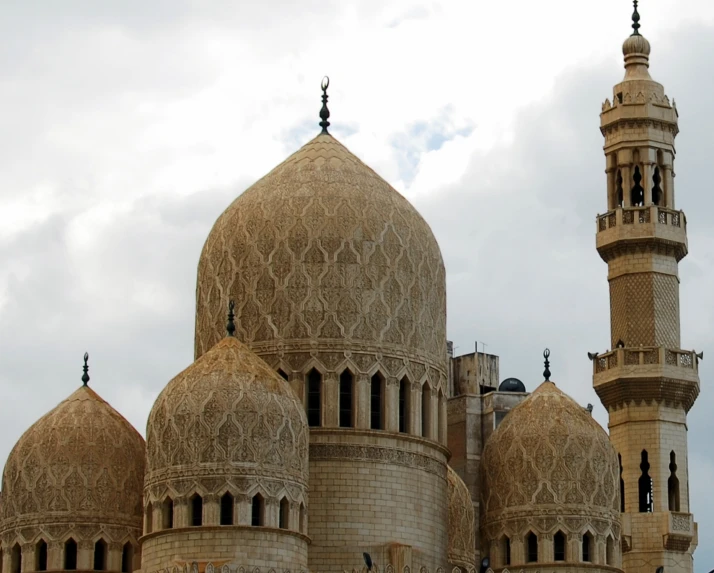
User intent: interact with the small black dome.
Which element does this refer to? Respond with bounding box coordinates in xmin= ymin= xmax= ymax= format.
xmin=499 ymin=378 xmax=526 ymax=392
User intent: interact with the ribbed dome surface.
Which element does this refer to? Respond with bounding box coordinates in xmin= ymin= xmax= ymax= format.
xmin=447 ymin=466 xmax=475 ymax=569
xmin=481 ymin=381 xmax=620 ymax=541
xmin=623 ymin=33 xmax=651 ymax=56
xmin=1 ymin=385 xmax=145 ymax=531
xmin=194 ymin=132 xmax=447 ymax=388
xmin=145 ymin=336 xmax=309 ymax=495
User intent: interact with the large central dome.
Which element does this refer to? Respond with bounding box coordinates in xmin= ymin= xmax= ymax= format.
xmin=195 ymin=132 xmax=447 ymax=388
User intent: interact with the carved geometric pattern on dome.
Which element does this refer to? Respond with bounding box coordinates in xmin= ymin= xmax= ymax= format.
xmin=194 ymin=134 xmax=447 ymax=393
xmin=0 ymin=386 xmax=145 ymax=538
xmin=145 ymin=337 xmax=309 ymax=510
xmin=609 ymin=272 xmax=680 ymax=349
xmin=481 ymin=382 xmax=621 ymax=551
xmin=447 ymin=466 xmax=476 ymax=569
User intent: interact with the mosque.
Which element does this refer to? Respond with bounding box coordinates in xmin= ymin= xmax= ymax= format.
xmin=0 ymin=5 xmax=700 ymax=573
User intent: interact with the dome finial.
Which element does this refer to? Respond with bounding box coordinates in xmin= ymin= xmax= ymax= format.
xmin=227 ymin=300 xmax=236 ymax=337
xmin=319 ymin=76 xmax=330 ymax=134
xmin=543 ymin=348 xmax=551 ymax=381
xmin=81 ymin=352 xmax=90 ymax=386
xmin=631 ymin=0 xmax=641 ymax=36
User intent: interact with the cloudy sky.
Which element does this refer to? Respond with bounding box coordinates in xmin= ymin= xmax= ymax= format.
xmin=1 ymin=0 xmax=712 ymax=568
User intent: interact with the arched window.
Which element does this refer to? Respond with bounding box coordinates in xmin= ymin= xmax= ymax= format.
xmin=162 ymin=497 xmax=174 ymax=529
xmin=370 ymin=372 xmax=384 ymax=430
xmin=277 ymin=368 xmax=289 ymax=381
xmin=619 ymin=453 xmax=625 ymax=512
xmin=64 ymin=539 xmax=77 ymax=571
xmin=668 ymin=451 xmax=680 ymax=512
xmin=220 ymin=492 xmax=234 ymax=525
xmin=251 ymin=494 xmax=264 ymax=527
xmin=190 ymin=494 xmax=203 ymax=526
xmin=501 ymin=536 xmax=511 ymax=566
xmin=399 ymin=377 xmax=410 ymax=433
xmin=606 ymin=535 xmax=615 ymax=566
xmin=93 ymin=539 xmax=107 ymax=571
xmin=421 ymin=382 xmax=432 ymax=438
xmin=582 ymin=532 xmax=594 ymax=562
xmin=631 ymin=166 xmax=644 ymax=206
xmin=438 ymin=389 xmax=446 ymax=443
xmin=121 ymin=543 xmax=134 ymax=573
xmin=299 ymin=503 xmax=306 ymax=534
xmin=11 ymin=544 xmax=21 ymax=573
xmin=339 ymin=369 xmax=353 ymax=428
xmin=306 ymin=369 xmax=322 ymax=427
xmin=616 ymin=169 xmax=624 ymax=207
xmin=145 ymin=501 xmax=153 ymax=534
xmin=526 ymin=532 xmax=538 ymax=563
xmin=35 ymin=540 xmax=47 ymax=572
xmin=279 ymin=497 xmax=289 ymax=529
xmin=652 ymin=166 xmax=663 ymax=205
xmin=554 ymin=531 xmax=566 ymax=561
xmin=639 ymin=450 xmax=653 ymax=513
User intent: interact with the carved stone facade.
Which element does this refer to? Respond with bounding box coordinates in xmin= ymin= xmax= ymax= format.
xmin=481 ymin=382 xmax=621 ymax=571
xmin=447 ymin=467 xmax=475 ymax=570
xmin=0 ymin=386 xmax=145 ymax=572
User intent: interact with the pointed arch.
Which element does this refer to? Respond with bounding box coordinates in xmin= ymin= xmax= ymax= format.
xmin=35 ymin=540 xmax=47 ymax=572
xmin=11 ymin=544 xmax=21 ymax=573
xmin=121 ymin=543 xmax=134 ymax=573
xmin=582 ymin=531 xmax=594 ymax=562
xmin=306 ymin=368 xmax=322 ymax=427
xmin=93 ymin=539 xmax=107 ymax=571
xmin=190 ymin=493 xmax=203 ymax=526
xmin=220 ymin=492 xmax=234 ymax=525
xmin=162 ymin=497 xmax=174 ymax=529
xmin=526 ymin=531 xmax=538 ymax=563
xmin=554 ymin=530 xmax=566 ymax=561
xmin=500 ymin=535 xmax=511 ymax=566
xmin=618 ymin=453 xmax=625 ymax=512
xmin=616 ymin=169 xmax=624 ymax=207
xmin=399 ymin=376 xmax=410 ymax=433
xmin=279 ymin=497 xmax=290 ymax=529
xmin=606 ymin=535 xmax=615 ymax=566
xmin=251 ymin=494 xmax=264 ymax=526
xmin=339 ymin=368 xmax=354 ymax=428
xmin=652 ymin=166 xmax=663 ymax=205
xmin=64 ymin=539 xmax=77 ymax=571
xmin=631 ymin=166 xmax=644 ymax=206
xmin=421 ymin=382 xmax=432 ymax=438
xmin=370 ymin=371 xmax=384 ymax=430
xmin=299 ymin=503 xmax=306 ymax=534
xmin=144 ymin=501 xmax=153 ymax=534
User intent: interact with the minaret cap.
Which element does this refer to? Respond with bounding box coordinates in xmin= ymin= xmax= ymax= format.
xmin=319 ymin=76 xmax=331 ymax=134
xmin=543 ymin=348 xmax=552 ymax=382
xmin=622 ymin=0 xmax=651 ymax=58
xmin=81 ymin=352 xmax=90 ymax=386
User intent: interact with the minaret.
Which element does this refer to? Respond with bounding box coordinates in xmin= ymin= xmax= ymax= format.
xmin=593 ymin=3 xmax=699 ymax=573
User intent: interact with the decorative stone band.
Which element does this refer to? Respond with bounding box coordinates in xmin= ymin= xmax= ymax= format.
xmin=600 ymin=117 xmax=679 ymax=138
xmin=482 ymin=511 xmax=620 ymax=540
xmin=140 ymin=524 xmax=310 ymax=544
xmin=595 ymin=207 xmax=688 ymax=263
xmin=145 ymin=563 xmax=468 ymax=573
xmin=144 ymin=466 xmax=308 ymax=493
xmin=308 ymin=429 xmax=449 ymax=478
xmin=0 ymin=520 xmax=141 ymax=546
xmin=592 ymin=347 xmax=700 ymax=411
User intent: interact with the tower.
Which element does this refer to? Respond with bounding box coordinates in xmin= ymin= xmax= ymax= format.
xmin=593 ymin=4 xmax=699 ymax=573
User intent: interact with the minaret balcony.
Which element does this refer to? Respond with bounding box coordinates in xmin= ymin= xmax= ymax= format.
xmin=592 ymin=346 xmax=700 ymax=411
xmin=621 ymin=511 xmax=697 ymax=553
xmin=596 ymin=206 xmax=688 ymax=262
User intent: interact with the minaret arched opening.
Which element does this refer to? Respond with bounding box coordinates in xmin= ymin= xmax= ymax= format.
xmin=64 ymin=539 xmax=77 ymax=571
xmin=619 ymin=453 xmax=625 ymax=512
xmin=668 ymin=450 xmax=681 ymax=511
xmin=35 ymin=540 xmax=47 ymax=572
xmin=526 ymin=531 xmax=538 ymax=563
xmin=93 ymin=539 xmax=107 ymax=571
xmin=339 ymin=369 xmax=353 ymax=428
xmin=11 ymin=543 xmax=21 ymax=573
xmin=190 ymin=493 xmax=203 ymax=526
xmin=306 ymin=368 xmax=322 ymax=427
xmin=398 ymin=376 xmax=410 ymax=433
xmin=121 ymin=543 xmax=134 ymax=573
xmin=370 ymin=372 xmax=384 ymax=430
xmin=631 ymin=165 xmax=644 ymax=206
xmin=616 ymin=169 xmax=624 ymax=207
xmin=554 ymin=530 xmax=566 ymax=561
xmin=639 ymin=450 xmax=654 ymax=512
xmin=220 ymin=492 xmax=234 ymax=525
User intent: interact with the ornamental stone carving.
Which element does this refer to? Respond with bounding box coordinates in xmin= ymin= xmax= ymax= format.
xmin=0 ymin=385 xmax=145 ymax=542
xmin=447 ymin=466 xmax=476 ymax=569
xmin=194 ymin=133 xmax=447 ymax=393
xmin=145 ymin=336 xmax=309 ymax=502
xmin=481 ymin=381 xmax=621 ymax=564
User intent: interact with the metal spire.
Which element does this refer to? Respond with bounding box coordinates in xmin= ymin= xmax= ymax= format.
xmin=227 ymin=300 xmax=236 ymax=337
xmin=631 ymin=0 xmax=641 ymax=36
xmin=319 ymin=76 xmax=331 ymax=134
xmin=543 ymin=348 xmax=551 ymax=381
xmin=82 ymin=352 xmax=90 ymax=386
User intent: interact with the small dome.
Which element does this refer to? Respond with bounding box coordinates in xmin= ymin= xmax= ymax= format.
xmin=499 ymin=377 xmax=526 ymax=392
xmin=623 ymin=33 xmax=651 ymax=57
xmin=1 ymin=385 xmax=145 ymax=534
xmin=447 ymin=466 xmax=476 ymax=569
xmin=145 ymin=336 xmax=308 ymax=499
xmin=481 ymin=381 xmax=620 ymax=549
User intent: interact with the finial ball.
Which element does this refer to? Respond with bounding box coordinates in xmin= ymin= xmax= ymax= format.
xmin=321 ymin=76 xmax=330 ymax=92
